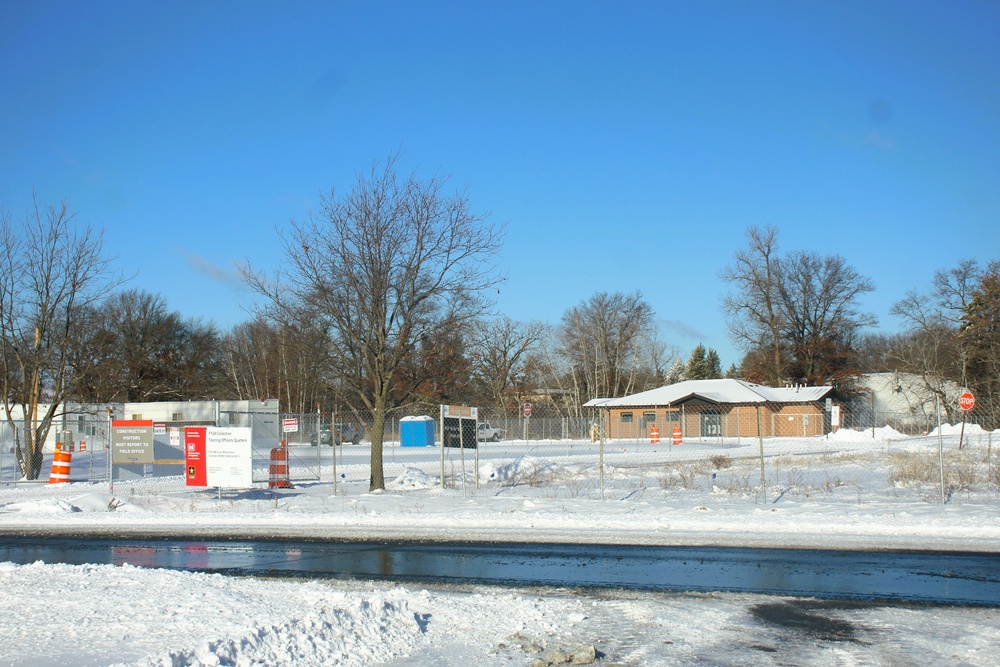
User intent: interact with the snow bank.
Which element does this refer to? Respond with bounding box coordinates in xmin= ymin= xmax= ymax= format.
xmin=927 ymin=422 xmax=1000 ymax=438
xmin=829 ymin=426 xmax=909 ymax=442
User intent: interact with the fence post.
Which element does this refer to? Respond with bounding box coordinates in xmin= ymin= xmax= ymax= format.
xmin=599 ymin=410 xmax=605 ymax=500
xmin=757 ymin=405 xmax=766 ymax=503
xmin=107 ymin=409 xmax=114 ymax=495
xmin=937 ymin=395 xmax=945 ymax=504
xmin=439 ymin=405 xmax=445 ymax=490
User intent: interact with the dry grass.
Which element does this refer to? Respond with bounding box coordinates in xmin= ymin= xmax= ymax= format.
xmin=887 ymin=449 xmax=986 ymax=492
xmin=658 ymin=461 xmax=712 ymax=490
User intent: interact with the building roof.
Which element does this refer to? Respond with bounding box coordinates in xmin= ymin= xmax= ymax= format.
xmin=592 ymin=379 xmax=834 ymax=408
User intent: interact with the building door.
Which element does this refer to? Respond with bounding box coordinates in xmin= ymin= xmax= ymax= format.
xmin=700 ymin=413 xmax=722 ymax=437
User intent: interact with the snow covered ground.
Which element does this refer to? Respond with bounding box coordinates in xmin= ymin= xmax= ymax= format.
xmin=1 ymin=426 xmax=999 ymax=665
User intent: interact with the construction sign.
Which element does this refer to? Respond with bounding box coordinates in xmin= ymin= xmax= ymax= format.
xmin=185 ymin=426 xmax=253 ymax=489
xmin=111 ymin=420 xmax=154 ymax=464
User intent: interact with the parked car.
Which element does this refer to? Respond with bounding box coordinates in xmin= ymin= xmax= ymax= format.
xmin=311 ymin=423 xmax=364 ymax=446
xmin=477 ymin=422 xmax=503 ymax=442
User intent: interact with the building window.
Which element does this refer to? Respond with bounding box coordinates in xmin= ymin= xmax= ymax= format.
xmin=620 ymin=412 xmax=633 ymax=423
xmin=77 ymin=416 xmax=96 ymax=436
xmin=666 ymin=411 xmax=680 ymax=422
xmin=131 ymin=414 xmax=142 ymax=421
xmin=172 ymin=412 xmax=184 ymax=421
xmin=642 ymin=412 xmax=656 ymax=424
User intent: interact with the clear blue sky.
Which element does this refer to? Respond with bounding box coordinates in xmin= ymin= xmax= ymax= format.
xmin=2 ymin=1 xmax=999 ymax=369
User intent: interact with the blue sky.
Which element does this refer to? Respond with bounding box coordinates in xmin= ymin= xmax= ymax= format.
xmin=2 ymin=1 xmax=998 ymax=369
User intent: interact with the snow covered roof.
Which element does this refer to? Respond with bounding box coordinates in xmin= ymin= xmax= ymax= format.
xmin=594 ymin=379 xmax=833 ymax=408
xmin=582 ymin=398 xmax=613 ymax=408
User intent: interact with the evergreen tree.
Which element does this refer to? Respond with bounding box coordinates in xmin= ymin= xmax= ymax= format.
xmin=685 ymin=344 xmax=710 ymax=379
xmin=665 ymin=359 xmax=685 ymax=384
xmin=706 ymin=348 xmax=723 ymax=379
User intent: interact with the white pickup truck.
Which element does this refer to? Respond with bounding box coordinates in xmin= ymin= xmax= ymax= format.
xmin=477 ymin=422 xmax=504 ymax=442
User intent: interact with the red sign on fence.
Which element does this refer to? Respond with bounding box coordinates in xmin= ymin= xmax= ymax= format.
xmin=523 ymin=402 xmax=532 ymax=418
xmin=959 ymin=392 xmax=976 ymax=411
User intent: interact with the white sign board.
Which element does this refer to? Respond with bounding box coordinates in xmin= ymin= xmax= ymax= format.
xmin=206 ymin=427 xmax=253 ymax=488
xmin=283 ymin=418 xmax=298 ymax=433
xmin=831 ymin=405 xmax=841 ymax=428
xmin=442 ymin=404 xmax=478 ymax=419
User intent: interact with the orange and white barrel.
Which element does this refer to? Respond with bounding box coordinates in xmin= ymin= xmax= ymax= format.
xmin=49 ymin=447 xmax=72 ymax=484
xmin=672 ymin=426 xmax=682 ymax=446
xmin=268 ymin=443 xmax=292 ymax=488
xmin=650 ymin=427 xmax=660 ymax=444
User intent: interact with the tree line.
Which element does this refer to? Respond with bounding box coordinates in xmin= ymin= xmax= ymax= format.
xmin=3 ymin=162 xmax=997 ymax=485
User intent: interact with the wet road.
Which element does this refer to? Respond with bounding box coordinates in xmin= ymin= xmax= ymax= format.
xmin=2 ymin=537 xmax=998 ymax=606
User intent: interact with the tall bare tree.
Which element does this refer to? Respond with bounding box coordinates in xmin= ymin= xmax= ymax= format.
xmin=469 ymin=316 xmax=546 ymax=409
xmin=720 ymin=225 xmax=784 ymax=386
xmin=0 ymin=195 xmax=121 ymax=479
xmin=775 ymin=251 xmax=876 ymax=385
xmin=722 ymin=227 xmax=875 ymax=387
xmin=243 ymin=155 xmax=504 ymax=490
xmin=557 ymin=291 xmax=656 ymax=401
xmin=222 ymin=317 xmax=331 ymax=414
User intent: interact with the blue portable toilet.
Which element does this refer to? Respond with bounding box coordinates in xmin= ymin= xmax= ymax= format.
xmin=400 ymin=415 xmax=435 ymax=447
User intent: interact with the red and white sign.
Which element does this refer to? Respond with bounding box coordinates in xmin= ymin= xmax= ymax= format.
xmin=185 ymin=426 xmax=253 ymax=488
xmin=959 ymin=392 xmax=976 ymax=411
xmin=523 ymin=402 xmax=532 ymax=418
xmin=185 ymin=426 xmax=208 ymax=486
xmin=283 ymin=418 xmax=299 ymax=433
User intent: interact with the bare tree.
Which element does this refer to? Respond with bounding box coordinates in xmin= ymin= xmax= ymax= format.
xmin=71 ymin=290 xmax=227 ymax=403
xmin=722 ymin=227 xmax=875 ymax=387
xmin=0 ymin=195 xmax=121 ymax=479
xmin=469 ymin=316 xmax=546 ymax=409
xmin=243 ymin=155 xmax=504 ymax=490
xmin=890 ymin=259 xmax=985 ymax=417
xmin=720 ymin=226 xmax=784 ymax=385
xmin=775 ymin=251 xmax=876 ymax=385
xmin=222 ymin=317 xmax=331 ymax=414
xmin=557 ymin=291 xmax=656 ymax=401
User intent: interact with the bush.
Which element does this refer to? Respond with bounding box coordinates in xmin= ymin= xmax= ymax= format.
xmin=709 ymin=454 xmax=732 ymax=470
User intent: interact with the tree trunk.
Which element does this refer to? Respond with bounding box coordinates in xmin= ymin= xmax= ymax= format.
xmin=369 ymin=400 xmax=387 ymax=491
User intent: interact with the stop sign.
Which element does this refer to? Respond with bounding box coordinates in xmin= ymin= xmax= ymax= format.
xmin=523 ymin=402 xmax=532 ymax=417
xmin=959 ymin=392 xmax=976 ymax=411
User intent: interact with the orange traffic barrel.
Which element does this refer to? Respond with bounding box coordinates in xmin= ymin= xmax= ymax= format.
xmin=672 ymin=426 xmax=682 ymax=446
xmin=49 ymin=447 xmax=72 ymax=484
xmin=650 ymin=427 xmax=660 ymax=444
xmin=268 ymin=442 xmax=292 ymax=488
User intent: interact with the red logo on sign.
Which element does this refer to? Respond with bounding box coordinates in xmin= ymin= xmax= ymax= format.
xmin=523 ymin=402 xmax=532 ymax=417
xmin=959 ymin=392 xmax=976 ymax=411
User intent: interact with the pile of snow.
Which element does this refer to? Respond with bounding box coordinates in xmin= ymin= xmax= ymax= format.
xmin=479 ymin=455 xmax=557 ymax=485
xmin=388 ymin=466 xmax=437 ymax=490
xmin=829 ymin=426 xmax=909 ymax=442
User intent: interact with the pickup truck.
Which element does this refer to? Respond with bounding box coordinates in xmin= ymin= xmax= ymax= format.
xmin=311 ymin=423 xmax=364 ymax=446
xmin=477 ymin=422 xmax=504 ymax=442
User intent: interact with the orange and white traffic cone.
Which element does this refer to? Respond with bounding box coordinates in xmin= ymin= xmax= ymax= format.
xmin=49 ymin=446 xmax=72 ymax=484
xmin=268 ymin=442 xmax=293 ymax=488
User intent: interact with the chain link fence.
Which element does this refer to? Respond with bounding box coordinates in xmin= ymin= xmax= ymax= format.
xmin=3 ymin=399 xmax=998 ymax=505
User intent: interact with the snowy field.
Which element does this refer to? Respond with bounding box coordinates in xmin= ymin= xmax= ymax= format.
xmin=1 ymin=425 xmax=999 ymax=665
